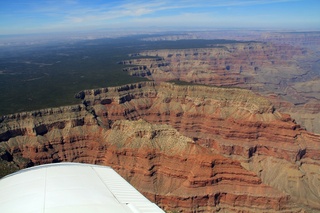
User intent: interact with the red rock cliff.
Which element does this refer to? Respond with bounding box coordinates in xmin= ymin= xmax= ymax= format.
xmin=120 ymin=42 xmax=320 ymax=135
xmin=0 ymin=82 xmax=319 ymax=212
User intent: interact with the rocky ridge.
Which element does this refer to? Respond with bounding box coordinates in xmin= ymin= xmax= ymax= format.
xmin=121 ymin=42 xmax=320 ymax=134
xmin=0 ymin=82 xmax=319 ymax=212
xmin=122 ymin=43 xmax=309 ymax=88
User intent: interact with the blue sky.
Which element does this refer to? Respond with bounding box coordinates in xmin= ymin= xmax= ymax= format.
xmin=0 ymin=0 xmax=319 ymax=35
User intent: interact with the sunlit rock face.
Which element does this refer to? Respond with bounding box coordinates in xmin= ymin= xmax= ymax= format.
xmin=121 ymin=42 xmax=320 ymax=134
xmin=1 ymin=82 xmax=319 ymax=212
xmin=122 ymin=43 xmax=307 ymax=87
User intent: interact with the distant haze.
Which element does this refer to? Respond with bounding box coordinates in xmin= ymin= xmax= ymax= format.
xmin=1 ymin=0 xmax=320 ymax=36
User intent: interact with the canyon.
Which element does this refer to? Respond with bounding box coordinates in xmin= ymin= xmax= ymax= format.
xmin=121 ymin=41 xmax=320 ymax=134
xmin=1 ymin=32 xmax=320 ymax=212
xmin=1 ymin=82 xmax=319 ymax=212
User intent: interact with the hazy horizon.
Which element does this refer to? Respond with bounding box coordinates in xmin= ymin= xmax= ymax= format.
xmin=1 ymin=0 xmax=320 ymax=36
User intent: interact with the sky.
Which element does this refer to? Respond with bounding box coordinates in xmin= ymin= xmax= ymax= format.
xmin=0 ymin=0 xmax=320 ymax=35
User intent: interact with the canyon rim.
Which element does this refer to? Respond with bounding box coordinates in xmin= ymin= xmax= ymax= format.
xmin=1 ymin=32 xmax=320 ymax=213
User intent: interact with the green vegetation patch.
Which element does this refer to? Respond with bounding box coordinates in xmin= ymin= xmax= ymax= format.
xmin=0 ymin=36 xmax=245 ymax=115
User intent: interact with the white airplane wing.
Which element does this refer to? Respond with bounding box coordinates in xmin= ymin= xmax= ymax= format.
xmin=0 ymin=162 xmax=164 ymax=213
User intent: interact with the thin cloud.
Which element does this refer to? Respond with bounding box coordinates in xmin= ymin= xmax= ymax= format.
xmin=0 ymin=0 xmax=314 ymax=34
xmin=62 ymin=0 xmax=302 ymax=23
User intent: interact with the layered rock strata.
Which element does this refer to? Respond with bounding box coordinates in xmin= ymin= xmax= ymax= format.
xmin=1 ymin=82 xmax=319 ymax=212
xmin=121 ymin=42 xmax=320 ymax=134
xmin=121 ymin=43 xmax=307 ymax=87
